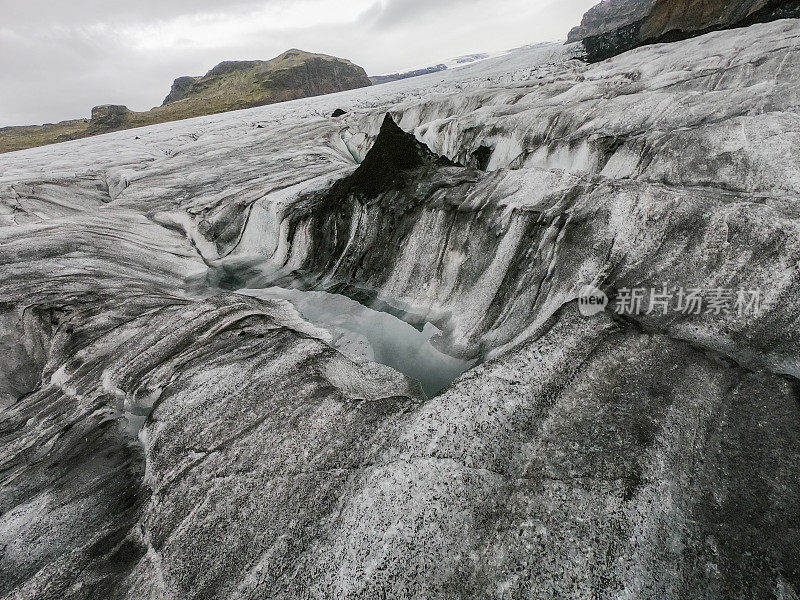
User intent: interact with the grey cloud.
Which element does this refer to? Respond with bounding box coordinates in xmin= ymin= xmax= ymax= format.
xmin=3 ymin=0 xmax=277 ymax=28
xmin=361 ymin=0 xmax=483 ymax=29
xmin=0 ymin=18 xmax=365 ymax=126
xmin=0 ymin=24 xmax=217 ymax=125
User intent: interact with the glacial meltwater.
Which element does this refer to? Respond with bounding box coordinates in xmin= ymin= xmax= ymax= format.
xmin=237 ymin=286 xmax=472 ymax=397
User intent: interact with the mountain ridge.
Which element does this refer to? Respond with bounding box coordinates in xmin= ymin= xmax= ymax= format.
xmin=0 ymin=49 xmax=371 ymax=154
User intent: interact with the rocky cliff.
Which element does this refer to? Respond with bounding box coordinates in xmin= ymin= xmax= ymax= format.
xmin=161 ymin=50 xmax=371 ymax=112
xmin=570 ymin=0 xmax=800 ymax=60
xmin=567 ymin=0 xmax=658 ymax=43
xmin=1 ymin=21 xmax=799 ymax=600
xmin=162 ymin=76 xmax=200 ymax=104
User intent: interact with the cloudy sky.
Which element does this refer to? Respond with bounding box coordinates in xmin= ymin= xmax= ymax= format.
xmin=0 ymin=0 xmax=596 ymax=126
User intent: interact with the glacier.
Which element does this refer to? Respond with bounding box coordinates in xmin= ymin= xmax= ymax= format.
xmin=1 ymin=19 xmax=800 ymax=600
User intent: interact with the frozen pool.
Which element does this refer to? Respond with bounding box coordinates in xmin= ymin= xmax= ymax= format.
xmin=237 ymin=286 xmax=472 ymax=398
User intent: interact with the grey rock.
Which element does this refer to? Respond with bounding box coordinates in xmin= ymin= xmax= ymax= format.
xmin=569 ymin=0 xmax=800 ymax=61
xmin=162 ymin=75 xmax=201 ymax=105
xmin=90 ymin=104 xmax=131 ymax=130
xmin=568 ymin=0 xmax=658 ymax=42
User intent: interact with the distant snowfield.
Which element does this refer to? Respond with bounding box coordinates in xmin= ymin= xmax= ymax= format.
xmin=0 ymin=40 xmax=575 ymax=180
xmin=372 ymin=48 xmax=502 ymax=78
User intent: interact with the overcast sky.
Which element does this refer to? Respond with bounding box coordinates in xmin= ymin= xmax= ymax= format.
xmin=0 ymin=0 xmax=596 ymax=126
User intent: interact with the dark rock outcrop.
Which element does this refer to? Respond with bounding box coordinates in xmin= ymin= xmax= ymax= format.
xmin=162 ymin=75 xmax=201 ymax=105
xmin=327 ymin=113 xmax=458 ymax=199
xmin=570 ymin=0 xmax=800 ymax=61
xmin=568 ymin=0 xmax=658 ymax=43
xmin=89 ymin=104 xmax=131 ymax=130
xmin=471 ymin=145 xmax=493 ymax=171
